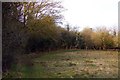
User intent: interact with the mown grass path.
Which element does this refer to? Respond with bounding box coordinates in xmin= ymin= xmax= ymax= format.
xmin=6 ymin=50 xmax=118 ymax=78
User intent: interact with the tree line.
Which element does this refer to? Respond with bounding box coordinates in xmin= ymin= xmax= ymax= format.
xmin=2 ymin=2 xmax=119 ymax=72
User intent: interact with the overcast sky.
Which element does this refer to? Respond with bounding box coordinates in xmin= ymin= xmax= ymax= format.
xmin=61 ymin=0 xmax=119 ymax=30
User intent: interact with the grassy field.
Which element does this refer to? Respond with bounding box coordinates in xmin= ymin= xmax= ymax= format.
xmin=4 ymin=50 xmax=118 ymax=78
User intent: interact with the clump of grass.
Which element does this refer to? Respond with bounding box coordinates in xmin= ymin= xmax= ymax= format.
xmin=68 ymin=62 xmax=77 ymax=67
xmin=85 ymin=59 xmax=94 ymax=63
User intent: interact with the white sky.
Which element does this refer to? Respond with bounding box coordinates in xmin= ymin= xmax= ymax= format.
xmin=61 ymin=0 xmax=119 ymax=30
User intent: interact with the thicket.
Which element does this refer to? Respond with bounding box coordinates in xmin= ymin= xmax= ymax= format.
xmin=2 ymin=2 xmax=119 ymax=72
